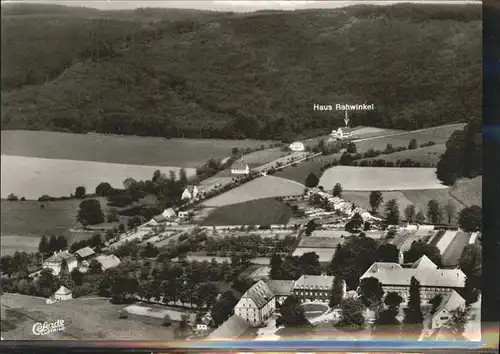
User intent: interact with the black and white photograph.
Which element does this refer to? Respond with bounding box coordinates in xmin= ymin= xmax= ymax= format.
xmin=0 ymin=0 xmax=482 ymax=344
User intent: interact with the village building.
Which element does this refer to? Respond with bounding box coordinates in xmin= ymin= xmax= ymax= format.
xmin=360 ymin=258 xmax=466 ymax=303
xmin=182 ymin=186 xmax=199 ymax=200
xmin=330 ymin=127 xmax=353 ymax=140
xmin=293 ymin=275 xmax=345 ymax=303
xmin=289 ymin=142 xmax=305 ymax=152
xmin=266 ymin=280 xmax=295 ymax=306
xmin=206 ymin=314 xmax=251 ymax=340
xmin=233 ymin=280 xmax=275 ymax=326
xmin=46 ymin=285 xmax=73 ymax=304
xmin=42 ymin=250 xmax=78 ymax=276
xmin=231 ymin=162 xmax=250 ymax=175
xmin=178 ymin=210 xmax=193 ymax=219
xmin=74 ymin=247 xmax=95 ymax=263
xmin=94 ymin=254 xmax=121 ymax=271
xmin=149 ymin=208 xmax=177 ymax=225
xmin=431 ymin=290 xmax=466 ymax=329
xmin=195 ymin=321 xmax=209 ymax=331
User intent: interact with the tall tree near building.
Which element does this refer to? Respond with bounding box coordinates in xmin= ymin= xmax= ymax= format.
xmin=329 ymin=276 xmax=345 ymax=308
xmin=74 ymin=186 xmax=86 ymax=199
xmin=270 ymin=253 xmax=283 ymax=279
xmin=404 ymin=204 xmax=416 ymax=223
xmin=369 ymin=191 xmax=383 ymax=213
xmin=384 ymin=292 xmax=403 ymax=311
xmin=385 ymin=199 xmax=400 ymax=225
xmin=415 ymin=211 xmax=426 ymax=224
xmin=179 ymin=168 xmax=188 ymax=187
xmin=458 ymin=205 xmax=482 ymax=232
xmin=38 ymin=236 xmax=50 ymax=255
xmin=373 ymin=308 xmax=401 ymax=338
xmin=358 ymin=277 xmax=385 ymax=311
xmin=77 ymin=199 xmax=104 ymax=226
xmin=444 ymin=201 xmax=457 ymax=225
xmin=427 ymin=199 xmax=442 ymax=224
xmin=276 ymin=295 xmax=311 ymax=328
xmin=403 ymin=277 xmax=424 ymax=338
xmin=305 ymin=173 xmax=319 ymax=188
xmin=376 ymin=244 xmax=399 ymax=263
xmin=332 ymin=183 xmax=343 ymax=198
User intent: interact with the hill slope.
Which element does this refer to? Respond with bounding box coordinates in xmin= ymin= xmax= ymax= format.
xmin=1 ymin=4 xmax=481 ymax=140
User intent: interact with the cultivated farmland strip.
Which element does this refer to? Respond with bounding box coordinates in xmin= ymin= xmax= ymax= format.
xmin=435 ymin=230 xmax=458 ymax=255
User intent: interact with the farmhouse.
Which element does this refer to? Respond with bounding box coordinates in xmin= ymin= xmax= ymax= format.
xmin=231 ymin=162 xmax=250 ymax=175
xmin=293 ymin=275 xmax=345 ymax=303
xmin=266 ymin=280 xmax=295 ymax=306
xmin=182 ymin=186 xmax=199 ymax=200
xmin=233 ymin=280 xmax=275 ymax=326
xmin=150 ymin=208 xmax=177 ymax=224
xmin=289 ymin=142 xmax=305 ymax=152
xmin=360 ymin=259 xmax=466 ymax=302
xmin=330 ymin=127 xmax=353 ymax=140
xmin=43 ymin=250 xmax=78 ymax=276
xmin=431 ymin=290 xmax=466 ymax=329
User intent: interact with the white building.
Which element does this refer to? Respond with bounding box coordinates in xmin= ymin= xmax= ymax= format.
xmin=289 ymin=142 xmax=305 ymax=152
xmin=231 ymin=162 xmax=250 ymax=175
xmin=234 ymin=280 xmax=275 ymax=326
xmin=178 ymin=210 xmax=193 ymax=219
xmin=330 ymin=127 xmax=353 ymax=140
xmin=360 ymin=257 xmax=466 ymax=303
xmin=431 ymin=290 xmax=466 ymax=329
xmin=54 ymin=286 xmax=73 ymax=301
xmin=43 ymin=250 xmax=78 ymax=276
xmin=293 ymin=275 xmax=346 ymax=303
xmin=182 ymin=186 xmax=199 ymax=200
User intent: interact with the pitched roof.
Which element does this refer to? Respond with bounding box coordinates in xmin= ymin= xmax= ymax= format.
xmin=240 ymin=280 xmax=274 ymax=309
xmin=294 ymin=275 xmax=335 ymax=290
xmin=75 ymin=247 xmax=95 ymax=259
xmin=162 ymin=208 xmax=176 ymax=217
xmin=95 ymin=255 xmax=121 ymax=270
xmin=412 ymin=255 xmax=438 ymax=270
xmin=434 ymin=290 xmax=466 ymax=315
xmin=184 ymin=185 xmax=198 ymax=193
xmin=231 ymin=162 xmax=249 ymax=170
xmin=206 ymin=315 xmax=251 ymax=340
xmin=44 ymin=251 xmax=76 ymax=264
xmin=360 ymin=262 xmax=466 ymax=288
xmin=267 ymin=280 xmax=295 ymax=296
xmin=55 ymin=285 xmax=72 ymax=295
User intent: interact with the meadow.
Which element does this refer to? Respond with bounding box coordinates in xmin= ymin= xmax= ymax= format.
xmin=235 ymin=148 xmax=289 ymax=168
xmin=442 ymin=231 xmax=471 ymax=267
xmin=273 ymin=153 xmax=342 ymax=185
xmin=201 ymin=176 xmax=305 ymax=207
xmin=0 ymin=294 xmax=177 ymax=340
xmin=0 ymin=198 xmax=109 ymax=255
xmin=199 ymin=198 xmax=293 ymax=226
xmin=1 ymin=130 xmax=274 ymax=168
xmin=1 ymin=155 xmax=197 ymax=200
xmin=319 ymin=166 xmax=446 ymax=191
xmin=360 ymin=143 xmax=446 ymax=166
xmin=353 ymin=124 xmax=465 ymax=153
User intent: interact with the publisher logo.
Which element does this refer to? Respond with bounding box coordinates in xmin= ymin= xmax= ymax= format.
xmin=32 ymin=320 xmax=65 ymax=336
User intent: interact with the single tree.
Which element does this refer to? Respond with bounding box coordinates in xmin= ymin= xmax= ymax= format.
xmin=403 ymin=240 xmax=443 ymax=267
xmin=358 ymin=277 xmax=384 ymax=311
xmin=329 ymin=276 xmax=345 ymax=308
xmin=429 ymin=294 xmax=443 ymax=314
xmin=77 ymin=199 xmax=104 ymax=226
xmin=337 ymin=298 xmax=365 ymax=329
xmin=95 ymin=182 xmax=114 ymax=197
xmin=404 ymin=205 xmax=416 ymax=223
xmin=427 ymin=199 xmax=442 ymax=224
xmin=408 ymin=139 xmax=418 ymax=150
xmin=373 ymin=308 xmax=401 ymax=338
xmin=7 ymin=193 xmax=18 ymax=201
xmin=403 ymin=277 xmax=424 ymax=338
xmin=385 ymin=199 xmax=400 ymax=225
xmin=48 ymin=234 xmax=58 ymax=253
xmin=70 ymin=268 xmax=83 ymax=286
xmin=332 ymin=183 xmax=343 ymax=198
xmin=276 ymin=295 xmax=310 ymax=328
xmin=376 ymin=244 xmax=399 ymax=263
xmin=38 ymin=236 xmax=50 ymax=255
xmin=346 ymin=142 xmax=357 ymax=154
xmin=369 ymin=191 xmax=383 ymax=213
xmin=270 ymin=253 xmax=282 ymax=279
xmin=107 ymin=208 xmax=119 ymax=223
xmin=444 ymin=306 xmax=469 ymax=339
xmin=75 ymin=186 xmax=86 ymax=199
xmin=123 ymin=178 xmax=137 ymax=190
xmin=305 ymin=219 xmax=318 ymax=236
xmin=415 ymin=211 xmax=426 ymax=224
xmin=384 ymin=292 xmax=403 ymax=310
xmin=444 ymin=201 xmax=457 ymax=225
xmin=458 ymin=205 xmax=482 ymax=232
xmin=88 ymin=259 xmax=103 ymax=274
xmin=179 ymin=168 xmax=188 ymax=187
xmin=305 ymin=173 xmax=320 ymax=188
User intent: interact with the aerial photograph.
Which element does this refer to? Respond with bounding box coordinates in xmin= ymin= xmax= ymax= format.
xmin=1 ymin=0 xmax=482 ymax=344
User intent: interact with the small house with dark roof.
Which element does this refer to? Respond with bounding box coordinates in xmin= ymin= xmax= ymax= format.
xmin=230 ymin=162 xmax=250 ymax=175
xmin=234 ymin=280 xmax=275 ymax=326
xmin=182 ymin=186 xmax=199 ymax=200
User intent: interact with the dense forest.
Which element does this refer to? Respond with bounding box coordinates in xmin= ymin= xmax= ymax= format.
xmin=1 ymin=4 xmax=481 ymax=140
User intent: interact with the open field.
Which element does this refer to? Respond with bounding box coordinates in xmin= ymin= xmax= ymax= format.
xmin=442 ymin=231 xmax=471 ymax=267
xmin=1 ymin=130 xmax=275 ymax=168
xmin=292 ymin=248 xmax=336 ymax=263
xmin=254 ymin=151 xmax=310 ymax=172
xmin=450 ymin=176 xmax=482 ymax=207
xmin=353 ymin=124 xmax=465 ymax=153
xmin=236 ymin=148 xmax=289 ymax=168
xmin=198 ymin=176 xmax=235 ymax=191
xmin=0 ymin=293 xmax=177 ymax=340
xmin=297 ymin=237 xmax=345 ymax=248
xmin=1 ymin=155 xmax=197 ymax=200
xmin=199 ymin=198 xmax=293 ymax=226
xmin=319 ymin=166 xmax=446 ymax=191
xmin=273 ymin=153 xmax=342 ymax=185
xmin=1 ymin=198 xmax=108 ymax=255
xmin=201 ymin=176 xmax=305 ymax=207
xmin=342 ymin=190 xmax=415 ymax=218
xmin=360 ymin=144 xmax=446 ymax=165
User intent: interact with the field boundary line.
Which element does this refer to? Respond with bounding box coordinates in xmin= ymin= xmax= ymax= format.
xmin=263 ymin=175 xmax=306 ymax=188
xmin=352 ymin=123 xmax=465 ymax=143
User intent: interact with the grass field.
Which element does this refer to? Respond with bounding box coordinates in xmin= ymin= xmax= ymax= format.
xmin=273 ymin=153 xmax=342 ymax=185
xmin=199 ymin=198 xmax=293 ymax=226
xmin=360 ymin=144 xmax=446 ymax=165
xmin=0 ymin=198 xmax=108 ymax=255
xmin=319 ymin=166 xmax=446 ymax=191
xmin=342 ymin=190 xmax=415 ymax=218
xmin=236 ymin=148 xmax=289 ymax=168
xmin=442 ymin=231 xmax=470 ymax=267
xmin=254 ymin=151 xmax=311 ymax=172
xmin=1 ymin=130 xmax=275 ymax=168
xmin=353 ymin=124 xmax=465 ymax=154
xmin=201 ymin=176 xmax=305 ymax=207
xmin=292 ymin=248 xmax=336 ymax=263
xmin=0 ymin=293 xmax=177 ymax=340
xmin=450 ymin=176 xmax=482 ymax=207
xmin=1 ymin=155 xmax=197 ymax=200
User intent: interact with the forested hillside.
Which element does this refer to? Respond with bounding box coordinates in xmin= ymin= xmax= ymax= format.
xmin=1 ymin=4 xmax=481 ymax=140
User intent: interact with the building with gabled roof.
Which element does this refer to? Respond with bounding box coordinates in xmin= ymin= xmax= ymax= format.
xmin=293 ymin=275 xmax=346 ymax=304
xmin=289 ymin=142 xmax=305 ymax=152
xmin=74 ymin=247 xmax=95 ymax=261
xmin=206 ymin=314 xmax=251 ymax=340
xmin=234 ymin=280 xmax=275 ymax=326
xmin=267 ymin=280 xmax=295 ymax=306
xmin=431 ymin=290 xmax=466 ymax=329
xmin=182 ymin=186 xmax=199 ymax=201
xmin=360 ymin=261 xmax=466 ymax=303
xmin=43 ymin=250 xmax=78 ymax=276
xmin=412 ymin=255 xmax=438 ymax=270
xmin=231 ymin=162 xmax=250 ymax=175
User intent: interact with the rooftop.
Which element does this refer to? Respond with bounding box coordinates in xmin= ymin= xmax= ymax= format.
xmin=44 ymin=250 xmax=76 ymax=264
xmin=240 ymin=280 xmax=274 ymax=309
xmin=74 ymin=246 xmax=95 ymax=259
xmin=412 ymin=255 xmax=438 ymax=270
xmin=434 ymin=290 xmax=466 ymax=315
xmin=206 ymin=315 xmax=251 ymax=340
xmin=95 ymin=254 xmax=121 ymax=270
xmin=231 ymin=162 xmax=249 ymax=170
xmin=54 ymin=285 xmax=72 ymax=295
xmin=294 ymin=275 xmax=335 ymax=290
xmin=267 ymin=280 xmax=295 ymax=296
